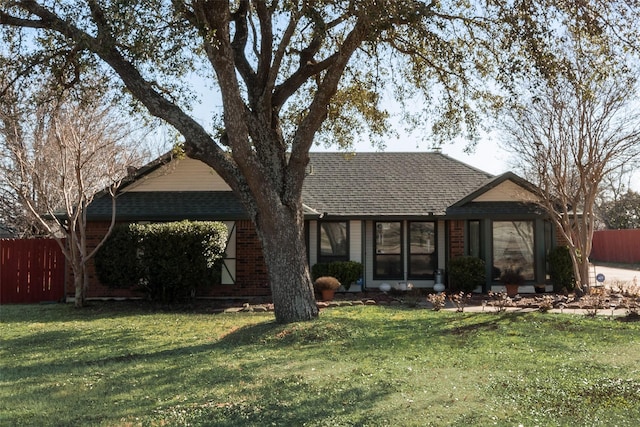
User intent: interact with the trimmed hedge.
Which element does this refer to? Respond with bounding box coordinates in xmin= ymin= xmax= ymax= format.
xmin=95 ymin=221 xmax=228 ymax=303
xmin=448 ymin=256 xmax=486 ymax=292
xmin=311 ymin=261 xmax=363 ymax=290
xmin=94 ymin=224 xmax=140 ymax=288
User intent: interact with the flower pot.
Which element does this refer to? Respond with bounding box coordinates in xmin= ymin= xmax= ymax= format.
xmin=505 ymin=284 xmax=519 ymax=297
xmin=534 ymin=285 xmax=546 ymax=294
xmin=321 ymin=289 xmax=335 ymax=301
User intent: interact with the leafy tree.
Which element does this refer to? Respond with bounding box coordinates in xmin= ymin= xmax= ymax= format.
xmin=598 ymin=190 xmax=640 ymax=229
xmin=2 ymin=1 xmax=639 ymax=321
xmin=500 ymin=33 xmax=640 ymax=294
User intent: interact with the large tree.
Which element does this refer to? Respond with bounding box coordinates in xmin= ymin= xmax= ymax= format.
xmin=501 ymin=34 xmax=640 ymax=294
xmin=2 ymin=1 xmax=639 ymax=321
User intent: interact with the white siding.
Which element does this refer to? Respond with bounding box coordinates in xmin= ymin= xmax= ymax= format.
xmin=221 ymin=221 xmax=236 ymax=285
xmin=349 ymin=220 xmax=362 ymax=263
xmin=126 ymin=157 xmax=231 ymax=192
xmin=473 ymin=180 xmax=538 ymax=203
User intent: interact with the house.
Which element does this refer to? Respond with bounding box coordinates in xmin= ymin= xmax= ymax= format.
xmin=80 ymin=151 xmax=559 ymax=299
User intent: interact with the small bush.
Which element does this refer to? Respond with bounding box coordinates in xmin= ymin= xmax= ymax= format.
xmin=548 ymin=246 xmax=575 ymax=293
xmin=448 ymin=256 xmax=485 ymax=292
xmin=311 ymin=261 xmax=363 ymax=290
xmin=314 ymin=276 xmax=341 ymax=291
xmin=427 ymin=293 xmax=447 ymax=311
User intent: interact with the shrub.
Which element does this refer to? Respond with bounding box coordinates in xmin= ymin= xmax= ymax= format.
xmin=311 ymin=261 xmax=363 ymax=290
xmin=427 ymin=292 xmax=447 ymax=311
xmin=94 ymin=223 xmax=142 ymax=288
xmin=314 ymin=276 xmax=341 ymax=291
xmin=95 ymin=220 xmax=228 ymax=303
xmin=548 ymin=246 xmax=575 ymax=293
xmin=448 ymin=256 xmax=485 ymax=292
xmin=137 ymin=221 xmax=227 ymax=303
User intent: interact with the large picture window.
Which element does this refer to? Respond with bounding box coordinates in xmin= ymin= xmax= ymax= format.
xmin=319 ymin=221 xmax=348 ymax=262
xmin=492 ymin=221 xmax=535 ymax=280
xmin=374 ymin=222 xmax=403 ymax=278
xmin=408 ymin=222 xmax=436 ymax=278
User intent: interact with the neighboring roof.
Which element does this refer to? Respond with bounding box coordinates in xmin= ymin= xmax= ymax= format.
xmin=302 ymin=152 xmax=494 ymax=217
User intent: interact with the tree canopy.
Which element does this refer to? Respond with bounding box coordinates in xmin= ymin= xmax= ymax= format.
xmin=2 ymin=1 xmax=639 ymax=321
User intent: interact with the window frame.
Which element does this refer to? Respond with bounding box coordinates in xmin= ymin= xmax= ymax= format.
xmin=317 ymin=221 xmax=350 ymax=263
xmin=373 ymin=221 xmax=404 ymax=279
xmin=407 ymin=221 xmax=437 ymax=279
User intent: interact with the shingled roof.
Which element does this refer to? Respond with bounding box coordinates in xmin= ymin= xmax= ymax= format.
xmin=302 ymin=152 xmax=494 ymax=217
xmin=86 ymin=151 xmax=495 ymax=220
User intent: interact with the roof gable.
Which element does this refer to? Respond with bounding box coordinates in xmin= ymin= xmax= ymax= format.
xmin=124 ymin=156 xmax=231 ymax=192
xmin=451 ymin=172 xmax=541 ymax=207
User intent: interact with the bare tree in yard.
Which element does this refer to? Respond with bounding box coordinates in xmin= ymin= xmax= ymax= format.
xmin=2 ymin=1 xmax=639 ymax=321
xmin=0 ymin=85 xmax=146 ymax=307
xmin=501 ymin=40 xmax=640 ymax=295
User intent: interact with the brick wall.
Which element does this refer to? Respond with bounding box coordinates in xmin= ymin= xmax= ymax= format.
xmin=449 ymin=220 xmax=465 ymax=259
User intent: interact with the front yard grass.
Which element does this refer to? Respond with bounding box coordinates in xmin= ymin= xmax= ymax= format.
xmin=2 ymin=302 xmax=640 ymax=426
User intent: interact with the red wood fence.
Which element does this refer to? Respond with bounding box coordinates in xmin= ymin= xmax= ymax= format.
xmin=590 ymin=229 xmax=640 ymax=264
xmin=0 ymin=239 xmax=66 ymax=304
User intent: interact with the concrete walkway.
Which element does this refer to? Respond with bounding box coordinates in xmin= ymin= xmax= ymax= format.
xmin=592 ymin=264 xmax=639 ymax=286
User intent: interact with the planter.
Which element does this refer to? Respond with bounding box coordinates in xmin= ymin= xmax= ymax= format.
xmin=534 ymin=285 xmax=546 ymax=294
xmin=505 ymin=283 xmax=519 ymax=297
xmin=321 ymin=289 xmax=335 ymax=301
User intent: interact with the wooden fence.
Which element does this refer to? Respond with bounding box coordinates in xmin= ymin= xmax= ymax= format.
xmin=0 ymin=239 xmax=66 ymax=304
xmin=590 ymin=229 xmax=640 ymax=264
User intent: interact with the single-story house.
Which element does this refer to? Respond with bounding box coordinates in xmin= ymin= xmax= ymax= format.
xmin=79 ymin=151 xmax=562 ymax=299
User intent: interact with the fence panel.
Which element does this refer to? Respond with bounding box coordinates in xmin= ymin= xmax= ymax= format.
xmin=590 ymin=229 xmax=640 ymax=264
xmin=0 ymin=239 xmax=66 ymax=304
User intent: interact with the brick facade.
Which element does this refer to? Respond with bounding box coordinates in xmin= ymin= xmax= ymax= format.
xmin=448 ymin=220 xmax=465 ymax=259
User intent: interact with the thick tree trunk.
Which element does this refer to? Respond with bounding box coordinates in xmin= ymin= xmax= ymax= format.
xmin=255 ymin=207 xmax=318 ymax=323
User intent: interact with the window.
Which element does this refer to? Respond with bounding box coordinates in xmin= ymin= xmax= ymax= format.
xmin=468 ymin=220 xmax=481 ymax=258
xmin=408 ymin=222 xmax=436 ymax=278
xmin=374 ymin=222 xmax=403 ymax=278
xmin=492 ymin=221 xmax=535 ymax=280
xmin=318 ymin=221 xmax=348 ymax=262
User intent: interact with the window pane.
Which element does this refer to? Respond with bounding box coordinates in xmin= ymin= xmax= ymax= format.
xmin=468 ymin=220 xmax=480 ymax=258
xmin=376 ymin=255 xmax=402 ymax=277
xmin=409 ymin=254 xmax=435 ymax=277
xmin=409 ymin=222 xmax=435 ymax=254
xmin=492 ymin=221 xmax=535 ymax=280
xmin=320 ymin=222 xmax=348 ymax=258
xmin=376 ymin=222 xmax=401 ymax=254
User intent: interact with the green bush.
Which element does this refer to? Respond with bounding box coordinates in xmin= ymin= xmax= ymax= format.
xmin=548 ymin=246 xmax=575 ymax=292
xmin=448 ymin=256 xmax=486 ymax=292
xmin=94 ymin=223 xmax=141 ymax=288
xmin=95 ymin=221 xmax=228 ymax=303
xmin=311 ymin=261 xmax=363 ymax=290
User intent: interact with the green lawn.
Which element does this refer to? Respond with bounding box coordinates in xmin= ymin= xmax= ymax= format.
xmin=2 ymin=303 xmax=640 ymax=426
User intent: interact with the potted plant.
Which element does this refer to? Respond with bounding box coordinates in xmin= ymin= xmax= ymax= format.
xmin=314 ymin=276 xmax=341 ymax=301
xmin=500 ymin=268 xmax=525 ymax=297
